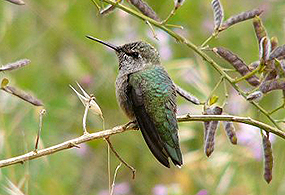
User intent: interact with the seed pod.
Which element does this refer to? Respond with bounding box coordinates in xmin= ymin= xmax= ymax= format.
xmin=253 ymin=16 xmax=267 ymax=44
xmin=248 ymin=60 xmax=260 ymax=71
xmin=175 ymin=0 xmax=185 ymax=8
xmin=213 ymin=47 xmax=260 ymax=86
xmin=269 ymin=45 xmax=285 ymax=61
xmin=262 ymin=133 xmax=273 ymax=184
xmin=260 ymin=78 xmax=285 ymax=94
xmin=204 ymin=106 xmax=223 ymax=157
xmin=219 ymin=8 xmax=263 ymax=31
xmin=175 ymin=84 xmax=200 ymax=105
xmin=246 ymin=91 xmax=263 ymax=101
xmin=211 ymin=0 xmax=224 ymax=31
xmin=270 ymin=37 xmax=278 ymax=52
xmin=203 ymin=106 xmax=223 ymax=140
xmin=259 ymin=37 xmax=271 ymax=63
xmin=0 ymin=59 xmax=30 ymax=72
xmin=223 ymin=121 xmax=237 ymax=145
xmin=129 ymin=0 xmax=160 ymax=21
xmin=264 ymin=70 xmax=277 ymax=81
xmin=1 ymin=85 xmax=44 ymax=106
xmin=4 ymin=0 xmax=25 ymax=5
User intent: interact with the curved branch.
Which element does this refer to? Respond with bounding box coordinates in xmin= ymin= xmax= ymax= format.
xmin=0 ymin=114 xmax=284 ymax=169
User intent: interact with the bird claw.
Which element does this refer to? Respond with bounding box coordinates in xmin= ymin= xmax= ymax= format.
xmin=125 ymin=120 xmax=139 ymax=130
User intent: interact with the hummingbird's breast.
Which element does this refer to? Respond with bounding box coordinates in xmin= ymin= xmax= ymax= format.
xmin=115 ymin=73 xmax=135 ymax=120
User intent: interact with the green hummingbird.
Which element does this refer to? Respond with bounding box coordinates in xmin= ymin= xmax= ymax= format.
xmin=86 ymin=36 xmax=183 ymax=168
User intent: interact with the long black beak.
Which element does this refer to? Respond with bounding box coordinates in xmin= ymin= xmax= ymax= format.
xmin=86 ymin=35 xmax=119 ymax=51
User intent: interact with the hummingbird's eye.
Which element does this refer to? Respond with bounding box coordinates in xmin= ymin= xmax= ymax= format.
xmin=130 ymin=52 xmax=139 ymax=58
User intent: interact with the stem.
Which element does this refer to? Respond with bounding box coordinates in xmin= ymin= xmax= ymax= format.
xmin=105 ymin=138 xmax=136 ymax=179
xmin=200 ymin=34 xmax=215 ymax=48
xmin=233 ymin=65 xmax=261 ymax=84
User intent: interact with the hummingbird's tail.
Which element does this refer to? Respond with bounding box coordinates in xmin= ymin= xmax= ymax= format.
xmin=133 ymin=102 xmax=183 ymax=168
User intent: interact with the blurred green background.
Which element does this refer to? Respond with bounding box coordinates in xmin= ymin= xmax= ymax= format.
xmin=0 ymin=0 xmax=285 ymax=194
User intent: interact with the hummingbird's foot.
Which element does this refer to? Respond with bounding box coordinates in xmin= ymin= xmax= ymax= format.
xmin=83 ymin=130 xmax=90 ymax=136
xmin=125 ymin=120 xmax=139 ymax=130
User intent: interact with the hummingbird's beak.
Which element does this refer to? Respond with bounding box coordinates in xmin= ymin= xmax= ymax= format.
xmin=86 ymin=35 xmax=119 ymax=51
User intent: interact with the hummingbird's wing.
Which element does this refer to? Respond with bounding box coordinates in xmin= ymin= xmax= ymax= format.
xmin=128 ymin=66 xmax=183 ymax=167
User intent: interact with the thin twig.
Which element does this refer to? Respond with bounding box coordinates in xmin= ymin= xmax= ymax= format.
xmin=105 ymin=137 xmax=136 ymax=179
xmin=110 ymin=163 xmax=122 ymax=195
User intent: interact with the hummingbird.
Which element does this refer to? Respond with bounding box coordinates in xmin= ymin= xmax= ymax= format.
xmin=86 ymin=35 xmax=183 ymax=168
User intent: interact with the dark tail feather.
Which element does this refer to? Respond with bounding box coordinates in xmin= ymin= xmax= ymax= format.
xmin=133 ymin=106 xmax=170 ymax=168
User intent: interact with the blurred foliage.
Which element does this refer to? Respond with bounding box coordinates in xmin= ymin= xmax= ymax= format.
xmin=0 ymin=0 xmax=285 ymax=194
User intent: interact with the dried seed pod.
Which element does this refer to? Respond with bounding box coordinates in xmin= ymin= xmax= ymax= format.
xmin=264 ymin=70 xmax=277 ymax=81
xmin=223 ymin=121 xmax=237 ymax=145
xmin=253 ymin=16 xmax=267 ymax=43
xmin=246 ymin=91 xmax=263 ymax=101
xmin=259 ymin=37 xmax=271 ymax=63
xmin=4 ymin=0 xmax=25 ymax=5
xmin=174 ymin=84 xmax=200 ymax=105
xmin=0 ymin=59 xmax=30 ymax=72
xmin=219 ymin=8 xmax=263 ymax=31
xmin=175 ymin=0 xmax=185 ymax=8
xmin=211 ymin=0 xmax=224 ymax=31
xmin=260 ymin=78 xmax=285 ymax=94
xmin=262 ymin=133 xmax=273 ymax=184
xmin=270 ymin=37 xmax=278 ymax=52
xmin=248 ymin=60 xmax=260 ymax=71
xmin=269 ymin=45 xmax=285 ymax=61
xmin=203 ymin=106 xmax=223 ymax=140
xmin=213 ymin=47 xmax=260 ymax=86
xmin=204 ymin=106 xmax=223 ymax=157
xmin=1 ymin=85 xmax=44 ymax=106
xmin=129 ymin=0 xmax=160 ymax=21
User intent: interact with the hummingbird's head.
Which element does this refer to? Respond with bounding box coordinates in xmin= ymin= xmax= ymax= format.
xmin=86 ymin=36 xmax=160 ymax=71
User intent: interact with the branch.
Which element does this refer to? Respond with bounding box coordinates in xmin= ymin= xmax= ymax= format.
xmin=0 ymin=114 xmax=284 ymax=169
